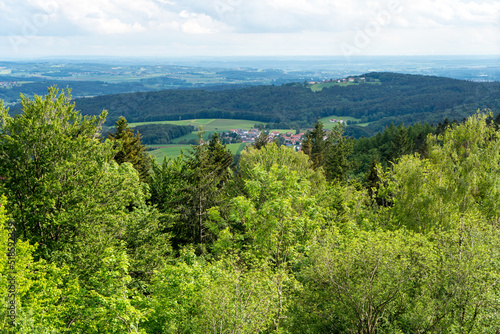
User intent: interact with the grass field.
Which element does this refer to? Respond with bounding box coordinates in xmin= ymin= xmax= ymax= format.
xmin=141 ymin=117 xmax=370 ymax=160
xmin=149 ymin=143 xmax=247 ymax=162
xmin=310 ymin=82 xmax=359 ymax=92
xmin=129 ymin=119 xmax=265 ymax=131
xmin=310 ymin=80 xmax=381 ymax=92
xmin=148 ymin=145 xmax=189 ymax=162
xmin=131 ymin=118 xmax=268 ymax=145
xmin=318 ymin=115 xmax=365 ymax=130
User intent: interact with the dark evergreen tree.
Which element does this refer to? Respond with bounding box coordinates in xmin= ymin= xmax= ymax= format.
xmin=303 ymin=120 xmax=353 ymax=181
xmin=324 ymin=125 xmax=353 ymax=182
xmin=390 ymin=125 xmax=414 ymax=162
xmin=108 ymin=116 xmax=151 ymax=182
xmin=364 ymin=156 xmax=388 ymax=207
xmin=302 ymin=120 xmax=329 ymax=170
xmin=253 ymin=130 xmax=269 ymax=150
xmin=173 ymin=131 xmax=233 ymax=246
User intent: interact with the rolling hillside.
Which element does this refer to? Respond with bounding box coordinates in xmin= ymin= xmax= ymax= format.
xmin=60 ymin=72 xmax=500 ymax=136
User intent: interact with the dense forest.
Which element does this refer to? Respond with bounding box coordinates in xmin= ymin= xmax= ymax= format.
xmin=1 ymin=88 xmax=500 ymax=333
xmin=66 ymin=72 xmax=500 ymax=135
xmin=0 ymin=77 xmax=184 ymax=104
xmin=108 ymin=122 xmax=195 ymax=145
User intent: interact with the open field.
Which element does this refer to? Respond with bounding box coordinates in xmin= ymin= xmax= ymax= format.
xmin=129 ymin=119 xmax=266 ymax=131
xmin=132 ymin=118 xmax=310 ymax=145
xmin=310 ymin=82 xmax=359 ymax=92
xmin=139 ymin=117 xmax=369 ymax=160
xmin=149 ymin=142 xmax=247 ymax=162
xmin=310 ymin=80 xmax=381 ymax=92
xmin=131 ymin=118 xmax=269 ymax=144
xmin=148 ymin=145 xmax=190 ymax=161
xmin=318 ymin=115 xmax=367 ymax=130
xmin=169 ymin=131 xmax=215 ymax=143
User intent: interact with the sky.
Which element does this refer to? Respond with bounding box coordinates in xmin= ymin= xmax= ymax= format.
xmin=0 ymin=0 xmax=499 ymax=59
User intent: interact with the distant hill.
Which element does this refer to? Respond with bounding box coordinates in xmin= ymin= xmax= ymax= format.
xmin=52 ymin=73 xmax=500 ymax=136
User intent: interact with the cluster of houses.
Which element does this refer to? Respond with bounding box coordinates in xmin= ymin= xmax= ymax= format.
xmin=329 ymin=118 xmax=346 ymax=125
xmin=229 ymin=128 xmax=260 ymax=142
xmin=0 ymin=81 xmax=20 ymax=88
xmin=308 ymin=76 xmax=366 ymax=85
xmin=224 ymin=128 xmax=309 ymax=151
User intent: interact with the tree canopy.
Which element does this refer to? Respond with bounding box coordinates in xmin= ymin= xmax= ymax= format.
xmin=1 ymin=87 xmax=500 ymax=332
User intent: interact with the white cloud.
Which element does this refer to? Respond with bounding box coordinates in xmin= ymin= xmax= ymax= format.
xmin=398 ymin=0 xmax=500 ymax=27
xmin=156 ymin=0 xmax=175 ymax=5
xmin=0 ymin=0 xmax=498 ymax=57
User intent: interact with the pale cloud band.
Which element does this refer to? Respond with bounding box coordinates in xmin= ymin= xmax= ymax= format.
xmin=0 ymin=0 xmax=498 ymax=57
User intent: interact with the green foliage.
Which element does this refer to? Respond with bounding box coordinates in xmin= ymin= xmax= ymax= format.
xmin=302 ymin=121 xmax=353 ymax=181
xmin=3 ymin=85 xmax=500 ymax=333
xmin=324 ymin=123 xmax=354 ymax=182
xmin=149 ymin=131 xmax=234 ymax=247
xmin=217 ymin=164 xmax=323 ymax=264
xmin=381 ymin=113 xmax=500 ymax=232
xmin=109 ymin=116 xmax=152 ymax=182
xmin=253 ymin=130 xmax=269 ymax=150
xmin=73 ymin=73 xmax=500 ymax=135
xmin=148 ymin=154 xmax=187 ymax=214
xmin=146 ymin=247 xmax=209 ymax=333
xmin=131 ymin=123 xmax=194 ymax=145
xmin=210 ymin=146 xmax=329 ymax=331
xmin=0 ymin=87 xmax=170 ymax=299
xmin=350 ymin=121 xmax=435 ymax=179
xmin=221 ymin=144 xmax=326 ymax=263
xmin=146 ymin=250 xmax=281 ymax=333
xmin=0 ymin=87 xmax=114 ymax=259
xmin=302 ymin=121 xmax=328 ymax=170
xmin=390 ymin=124 xmax=414 ymax=161
xmin=75 ymin=247 xmax=146 ymax=334
xmin=196 ymin=258 xmax=279 ymax=334
xmin=0 ymin=196 xmax=78 ymax=333
xmin=293 ymin=218 xmax=500 ymax=333
xmin=407 ymin=217 xmax=500 ymax=333
xmin=294 ymin=228 xmax=435 ymax=334
xmin=239 ymin=142 xmax=324 ymax=186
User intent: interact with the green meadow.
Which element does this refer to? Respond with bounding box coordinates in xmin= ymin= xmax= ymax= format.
xmin=134 ymin=119 xmax=267 ymax=160
xmin=318 ymin=115 xmax=367 ymax=130
xmin=129 ymin=119 xmax=266 ymax=131
xmin=139 ymin=118 xmax=367 ymax=160
xmin=149 ymin=142 xmax=247 ymax=162
xmin=310 ymin=80 xmax=381 ymax=92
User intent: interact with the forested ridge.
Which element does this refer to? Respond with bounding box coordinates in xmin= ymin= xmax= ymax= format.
xmin=1 ymin=88 xmax=500 ymax=333
xmin=108 ymin=122 xmax=195 ymax=145
xmin=67 ymin=72 xmax=500 ymax=135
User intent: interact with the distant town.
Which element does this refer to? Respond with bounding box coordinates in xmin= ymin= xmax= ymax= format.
xmin=308 ymin=76 xmax=367 ymax=85
xmin=219 ymin=128 xmax=308 ymax=151
xmin=218 ymin=124 xmax=341 ymax=152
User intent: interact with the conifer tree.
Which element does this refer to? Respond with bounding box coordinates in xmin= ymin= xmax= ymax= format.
xmin=302 ymin=120 xmax=329 ymax=170
xmin=253 ymin=130 xmax=269 ymax=150
xmin=303 ymin=120 xmax=352 ymax=181
xmin=390 ymin=124 xmax=413 ymax=161
xmin=174 ymin=131 xmax=233 ymax=246
xmin=108 ymin=116 xmax=151 ymax=182
xmin=324 ymin=124 xmax=353 ymax=182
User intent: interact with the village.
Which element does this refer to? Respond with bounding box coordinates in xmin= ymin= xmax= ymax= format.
xmin=220 ymin=128 xmax=307 ymax=151
xmin=0 ymin=81 xmax=20 ymax=89
xmin=220 ymin=120 xmax=344 ymax=151
xmin=308 ymin=76 xmax=366 ymax=85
